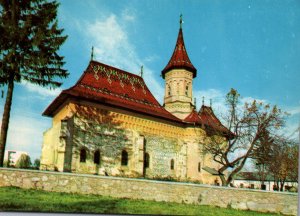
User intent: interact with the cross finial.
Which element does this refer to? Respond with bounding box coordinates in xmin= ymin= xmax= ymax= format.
xmin=210 ymin=99 xmax=212 ymax=107
xmin=194 ymin=97 xmax=197 ymax=110
xmin=140 ymin=65 xmax=144 ymax=78
xmin=202 ymin=96 xmax=205 ymax=106
xmin=91 ymin=46 xmax=94 ymax=61
xmin=180 ymin=14 xmax=183 ymax=29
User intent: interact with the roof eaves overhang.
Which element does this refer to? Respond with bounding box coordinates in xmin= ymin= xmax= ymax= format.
xmin=42 ymin=92 xmax=189 ymax=127
xmin=202 ymin=166 xmax=223 ymax=176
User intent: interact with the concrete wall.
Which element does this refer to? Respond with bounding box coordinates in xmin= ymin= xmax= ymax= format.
xmin=0 ymin=168 xmax=297 ymax=216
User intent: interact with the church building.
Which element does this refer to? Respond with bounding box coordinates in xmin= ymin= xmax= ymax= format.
xmin=40 ymin=17 xmax=229 ymax=184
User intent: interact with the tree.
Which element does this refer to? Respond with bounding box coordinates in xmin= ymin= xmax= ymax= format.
xmin=15 ymin=153 xmax=31 ymax=168
xmin=33 ymin=158 xmax=40 ymax=169
xmin=288 ymin=142 xmax=298 ymax=183
xmin=203 ymin=88 xmax=285 ymax=186
xmin=252 ymin=129 xmax=273 ymax=189
xmin=263 ymin=137 xmax=298 ymax=191
xmin=0 ymin=0 xmax=68 ymax=166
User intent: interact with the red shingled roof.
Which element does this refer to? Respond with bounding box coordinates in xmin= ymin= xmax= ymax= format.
xmin=199 ymin=106 xmax=234 ymax=137
xmin=161 ymin=28 xmax=197 ymax=78
xmin=43 ymin=61 xmax=182 ymax=123
xmin=198 ymin=106 xmax=223 ymax=126
xmin=184 ymin=105 xmax=233 ymax=138
xmin=184 ymin=109 xmax=202 ymax=124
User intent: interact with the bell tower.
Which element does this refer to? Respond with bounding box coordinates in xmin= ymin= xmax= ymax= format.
xmin=162 ymin=15 xmax=197 ymax=120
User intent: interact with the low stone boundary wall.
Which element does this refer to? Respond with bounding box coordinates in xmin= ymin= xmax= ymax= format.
xmin=0 ymin=168 xmax=297 ymax=215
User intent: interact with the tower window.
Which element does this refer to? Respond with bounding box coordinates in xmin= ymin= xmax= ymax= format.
xmin=185 ymin=85 xmax=189 ymax=96
xmin=121 ymin=150 xmax=128 ymax=166
xmin=144 ymin=153 xmax=150 ymax=168
xmin=198 ymin=162 xmax=201 ymax=172
xmin=168 ymin=85 xmax=171 ymax=96
xmin=170 ymin=159 xmax=174 ymax=170
xmin=80 ymin=148 xmax=86 ymax=163
xmin=94 ymin=150 xmax=100 ymax=165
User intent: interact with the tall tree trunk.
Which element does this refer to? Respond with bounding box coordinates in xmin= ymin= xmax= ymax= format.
xmin=0 ymin=78 xmax=14 ymax=167
xmin=220 ymin=174 xmax=227 ymax=186
xmin=280 ymin=180 xmax=286 ymax=191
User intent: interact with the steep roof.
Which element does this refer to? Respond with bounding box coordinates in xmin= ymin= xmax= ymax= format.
xmin=198 ymin=105 xmax=233 ymax=137
xmin=183 ymin=109 xmax=202 ymax=124
xmin=43 ymin=61 xmax=182 ymax=123
xmin=161 ymin=27 xmax=197 ymax=78
xmin=184 ymin=105 xmax=233 ymax=138
xmin=198 ymin=105 xmax=223 ymax=126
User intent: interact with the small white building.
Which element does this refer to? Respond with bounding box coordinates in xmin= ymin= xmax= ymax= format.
xmin=4 ymin=150 xmax=28 ymax=167
xmin=232 ymin=172 xmax=298 ymax=192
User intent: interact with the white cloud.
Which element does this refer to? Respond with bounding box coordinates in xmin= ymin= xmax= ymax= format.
xmin=143 ymin=55 xmax=159 ymax=63
xmin=83 ymin=11 xmax=164 ymax=103
xmin=121 ymin=8 xmax=136 ymax=22
xmin=20 ymin=81 xmax=62 ymax=98
xmin=280 ymin=121 xmax=300 ymax=140
xmin=240 ymin=96 xmax=266 ymax=105
xmin=0 ymin=81 xmax=59 ymax=160
xmin=2 ymin=112 xmax=50 ymax=161
xmin=285 ymin=105 xmax=300 ymax=116
xmin=194 ymin=88 xmax=226 ymax=114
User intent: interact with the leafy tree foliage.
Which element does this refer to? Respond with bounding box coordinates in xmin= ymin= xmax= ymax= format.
xmin=15 ymin=153 xmax=31 ymax=168
xmin=203 ymin=88 xmax=286 ymax=186
xmin=33 ymin=158 xmax=40 ymax=169
xmin=0 ymin=0 xmax=68 ymax=166
xmin=3 ymin=159 xmax=8 ymax=167
xmin=255 ymin=136 xmax=298 ymax=191
xmin=252 ymin=129 xmax=273 ymax=187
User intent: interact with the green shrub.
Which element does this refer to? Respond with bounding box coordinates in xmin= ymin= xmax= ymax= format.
xmin=15 ymin=154 xmax=31 ymax=169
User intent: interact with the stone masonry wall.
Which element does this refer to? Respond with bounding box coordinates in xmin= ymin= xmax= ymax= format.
xmin=0 ymin=168 xmax=297 ymax=215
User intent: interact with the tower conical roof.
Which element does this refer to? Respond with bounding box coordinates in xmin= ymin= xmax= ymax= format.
xmin=161 ymin=21 xmax=197 ymax=79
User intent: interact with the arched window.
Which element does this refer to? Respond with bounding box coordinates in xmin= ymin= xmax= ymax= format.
xmin=185 ymin=85 xmax=189 ymax=96
xmin=144 ymin=153 xmax=150 ymax=168
xmin=170 ymin=159 xmax=174 ymax=170
xmin=80 ymin=149 xmax=86 ymax=163
xmin=198 ymin=162 xmax=201 ymax=172
xmin=121 ymin=150 xmax=128 ymax=166
xmin=94 ymin=150 xmax=100 ymax=165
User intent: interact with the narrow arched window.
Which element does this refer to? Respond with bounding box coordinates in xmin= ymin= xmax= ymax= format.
xmin=185 ymin=85 xmax=189 ymax=96
xmin=170 ymin=159 xmax=174 ymax=170
xmin=80 ymin=149 xmax=86 ymax=163
xmin=94 ymin=150 xmax=100 ymax=165
xmin=168 ymin=85 xmax=171 ymax=96
xmin=121 ymin=150 xmax=128 ymax=166
xmin=144 ymin=153 xmax=150 ymax=168
xmin=198 ymin=162 xmax=201 ymax=172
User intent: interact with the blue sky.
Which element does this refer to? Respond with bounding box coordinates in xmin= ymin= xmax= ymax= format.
xmin=1 ymin=0 xmax=299 ymax=161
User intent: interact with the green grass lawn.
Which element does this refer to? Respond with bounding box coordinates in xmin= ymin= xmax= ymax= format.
xmin=0 ymin=186 xmax=281 ymax=215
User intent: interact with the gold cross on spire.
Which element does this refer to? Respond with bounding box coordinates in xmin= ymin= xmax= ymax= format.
xmin=180 ymin=14 xmax=183 ymax=29
xmin=91 ymin=46 xmax=94 ymax=61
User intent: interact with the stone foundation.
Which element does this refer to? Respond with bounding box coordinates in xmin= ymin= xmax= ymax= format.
xmin=0 ymin=168 xmax=297 ymax=215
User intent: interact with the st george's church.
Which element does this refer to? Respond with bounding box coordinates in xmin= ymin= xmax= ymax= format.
xmin=40 ymin=17 xmax=230 ymax=184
